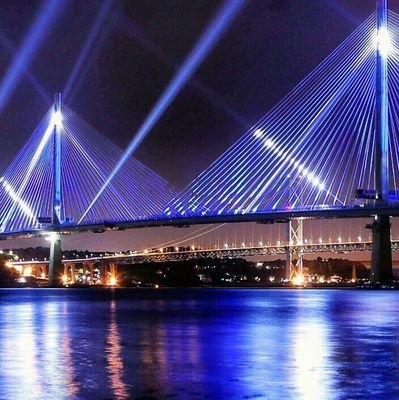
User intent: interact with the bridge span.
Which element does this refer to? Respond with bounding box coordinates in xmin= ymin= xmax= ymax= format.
xmin=8 ymin=239 xmax=399 ymax=285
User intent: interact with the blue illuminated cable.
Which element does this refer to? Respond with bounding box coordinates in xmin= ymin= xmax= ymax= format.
xmin=79 ymin=0 xmax=247 ymax=224
xmin=166 ymin=12 xmax=380 ymax=216
xmin=170 ymin=15 xmax=378 ymax=214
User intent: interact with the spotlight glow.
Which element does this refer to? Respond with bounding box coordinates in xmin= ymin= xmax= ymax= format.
xmin=254 ymin=128 xmax=264 ymax=138
xmin=376 ymin=26 xmax=392 ymax=57
xmin=53 ymin=110 xmax=63 ymax=127
xmin=264 ymin=138 xmax=274 ymax=149
xmin=45 ymin=232 xmax=59 ymax=243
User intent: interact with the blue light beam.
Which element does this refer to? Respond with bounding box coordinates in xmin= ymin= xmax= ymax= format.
xmin=78 ymin=0 xmax=247 ymax=224
xmin=0 ymin=0 xmax=64 ymax=114
xmin=0 ymin=31 xmax=50 ymax=105
xmin=63 ymin=0 xmax=114 ymax=100
xmin=119 ymin=14 xmax=249 ymax=128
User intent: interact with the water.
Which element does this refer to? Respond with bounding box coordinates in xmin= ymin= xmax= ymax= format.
xmin=0 ymin=288 xmax=399 ymax=400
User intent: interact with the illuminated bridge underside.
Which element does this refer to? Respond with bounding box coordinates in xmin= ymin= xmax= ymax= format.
xmin=165 ymin=11 xmax=399 ymax=219
xmin=1 ymin=203 xmax=399 ymax=239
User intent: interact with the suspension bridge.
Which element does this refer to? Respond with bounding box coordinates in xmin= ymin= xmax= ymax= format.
xmin=1 ymin=1 xmax=398 ymax=285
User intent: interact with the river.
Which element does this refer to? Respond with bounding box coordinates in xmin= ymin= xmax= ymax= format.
xmin=0 ymin=288 xmax=398 ymax=399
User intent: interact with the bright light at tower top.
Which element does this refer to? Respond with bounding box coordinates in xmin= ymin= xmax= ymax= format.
xmin=52 ymin=109 xmax=63 ymax=127
xmin=376 ymin=26 xmax=392 ymax=57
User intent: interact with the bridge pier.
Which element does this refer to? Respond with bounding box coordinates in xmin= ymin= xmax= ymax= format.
xmin=370 ymin=215 xmax=393 ymax=284
xmin=48 ymin=233 xmax=63 ymax=287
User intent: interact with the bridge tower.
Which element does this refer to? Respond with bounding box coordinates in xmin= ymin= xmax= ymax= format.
xmin=285 ymin=174 xmax=304 ymax=283
xmin=370 ymin=0 xmax=393 ymax=284
xmin=285 ymin=218 xmax=304 ymax=283
xmin=48 ymin=93 xmax=63 ymax=287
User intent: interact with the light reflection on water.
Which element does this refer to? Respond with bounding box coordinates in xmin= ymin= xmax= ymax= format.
xmin=106 ymin=300 xmax=129 ymax=399
xmin=0 ymin=289 xmax=399 ymax=399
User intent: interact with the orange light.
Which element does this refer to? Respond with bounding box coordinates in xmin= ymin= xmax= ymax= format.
xmin=292 ymin=273 xmax=305 ymax=286
xmin=109 ymin=277 xmax=117 ymax=286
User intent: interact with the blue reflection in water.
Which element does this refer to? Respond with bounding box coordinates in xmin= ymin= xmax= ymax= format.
xmin=0 ymin=294 xmax=79 ymax=399
xmin=0 ymin=289 xmax=399 ymax=399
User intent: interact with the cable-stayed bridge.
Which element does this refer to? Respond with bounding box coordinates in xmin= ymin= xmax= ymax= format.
xmin=1 ymin=1 xmax=398 ymax=285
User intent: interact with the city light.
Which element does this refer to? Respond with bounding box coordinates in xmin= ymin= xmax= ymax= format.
xmin=292 ymin=273 xmax=305 ymax=286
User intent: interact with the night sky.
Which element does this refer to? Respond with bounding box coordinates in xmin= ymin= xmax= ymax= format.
xmin=0 ymin=0 xmax=397 ymax=252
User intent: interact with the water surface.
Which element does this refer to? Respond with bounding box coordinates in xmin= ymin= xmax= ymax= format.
xmin=0 ymin=288 xmax=398 ymax=399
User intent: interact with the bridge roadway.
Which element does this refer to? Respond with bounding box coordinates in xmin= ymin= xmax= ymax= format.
xmin=1 ymin=203 xmax=399 ymax=240
xmin=9 ymin=240 xmax=399 ymax=268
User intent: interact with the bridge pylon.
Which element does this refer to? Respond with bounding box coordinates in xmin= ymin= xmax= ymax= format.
xmin=370 ymin=0 xmax=393 ymax=285
xmin=48 ymin=93 xmax=63 ymax=287
xmin=48 ymin=232 xmax=62 ymax=286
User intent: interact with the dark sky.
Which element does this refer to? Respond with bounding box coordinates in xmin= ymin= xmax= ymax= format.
xmin=0 ymin=0 xmax=390 ymax=187
xmin=0 ymin=0 xmax=397 ymax=252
